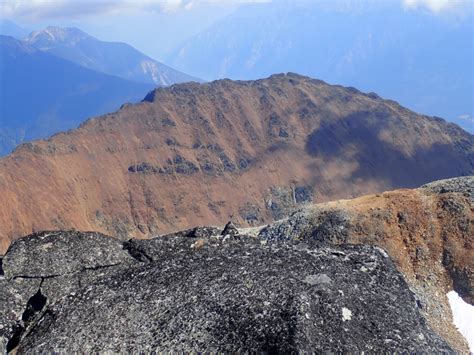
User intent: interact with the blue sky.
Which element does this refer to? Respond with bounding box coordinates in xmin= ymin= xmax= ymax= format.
xmin=1 ymin=0 xmax=472 ymax=60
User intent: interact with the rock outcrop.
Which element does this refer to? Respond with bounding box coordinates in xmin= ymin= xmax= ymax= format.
xmin=0 ymin=73 xmax=472 ymax=253
xmin=2 ymin=231 xmax=131 ymax=278
xmin=256 ymin=176 xmax=473 ymax=352
xmin=0 ymin=229 xmax=454 ymax=353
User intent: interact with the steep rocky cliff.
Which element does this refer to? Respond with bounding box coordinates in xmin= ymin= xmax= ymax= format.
xmin=0 ymin=73 xmax=472 ymax=252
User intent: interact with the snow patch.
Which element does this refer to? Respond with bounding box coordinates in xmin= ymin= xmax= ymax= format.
xmin=447 ymin=290 xmax=474 ymax=353
xmin=141 ymin=60 xmax=165 ymax=85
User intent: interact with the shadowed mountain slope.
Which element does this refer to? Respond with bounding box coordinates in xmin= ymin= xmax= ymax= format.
xmin=0 ymin=35 xmax=153 ymax=155
xmin=0 ymin=73 xmax=472 ymax=252
xmin=0 ymin=20 xmax=28 ymax=39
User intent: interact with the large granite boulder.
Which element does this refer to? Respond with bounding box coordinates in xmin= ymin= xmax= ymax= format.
xmin=0 ymin=230 xmax=452 ymax=353
xmin=2 ymin=231 xmax=132 ymax=279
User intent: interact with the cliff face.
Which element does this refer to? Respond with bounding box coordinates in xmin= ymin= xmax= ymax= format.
xmin=0 ymin=73 xmax=472 ymax=252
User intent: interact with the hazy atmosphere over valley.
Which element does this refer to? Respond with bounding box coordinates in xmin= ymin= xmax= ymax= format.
xmin=0 ymin=0 xmax=473 ymax=353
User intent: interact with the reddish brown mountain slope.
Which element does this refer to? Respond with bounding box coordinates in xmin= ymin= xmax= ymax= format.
xmin=0 ymin=73 xmax=472 ymax=252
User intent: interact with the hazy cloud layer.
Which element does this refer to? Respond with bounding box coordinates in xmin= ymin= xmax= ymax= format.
xmin=458 ymin=114 xmax=474 ymax=124
xmin=0 ymin=0 xmax=270 ymax=20
xmin=1 ymin=0 xmax=471 ymax=21
xmin=403 ymin=0 xmax=472 ymax=13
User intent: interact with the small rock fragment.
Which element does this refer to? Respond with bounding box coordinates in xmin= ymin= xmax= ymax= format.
xmin=342 ymin=307 xmax=352 ymax=321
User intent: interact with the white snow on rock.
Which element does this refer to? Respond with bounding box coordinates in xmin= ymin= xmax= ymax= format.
xmin=447 ymin=290 xmax=474 ymax=353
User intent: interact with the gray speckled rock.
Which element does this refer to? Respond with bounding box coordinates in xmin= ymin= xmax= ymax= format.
xmin=2 ymin=231 xmax=132 ymax=279
xmin=421 ymin=176 xmax=474 ymax=201
xmin=0 ymin=278 xmax=41 ymax=353
xmin=258 ymin=208 xmax=313 ymax=242
xmin=0 ymin=231 xmax=453 ymax=353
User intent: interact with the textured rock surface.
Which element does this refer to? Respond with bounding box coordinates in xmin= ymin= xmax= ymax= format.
xmin=0 ymin=278 xmax=40 ymax=352
xmin=0 ymin=73 xmax=472 ymax=253
xmin=422 ymin=176 xmax=474 ymax=201
xmin=256 ymin=176 xmax=473 ymax=352
xmin=2 ymin=231 xmax=132 ymax=279
xmin=0 ymin=231 xmax=453 ymax=353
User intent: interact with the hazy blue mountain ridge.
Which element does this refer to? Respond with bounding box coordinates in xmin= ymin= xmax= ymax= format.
xmin=0 ymin=35 xmax=154 ymax=155
xmin=168 ymin=2 xmax=473 ymax=132
xmin=0 ymin=19 xmax=29 ymax=39
xmin=25 ymin=26 xmax=201 ymax=86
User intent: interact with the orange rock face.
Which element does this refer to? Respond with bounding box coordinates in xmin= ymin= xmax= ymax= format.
xmin=0 ymin=73 xmax=472 ymax=253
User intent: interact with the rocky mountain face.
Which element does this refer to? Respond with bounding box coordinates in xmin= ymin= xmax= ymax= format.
xmin=0 ymin=73 xmax=472 ymax=252
xmin=24 ymin=26 xmax=200 ymax=86
xmin=0 ymin=35 xmax=154 ymax=156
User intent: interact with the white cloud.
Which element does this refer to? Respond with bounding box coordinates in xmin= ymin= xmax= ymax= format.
xmin=458 ymin=114 xmax=474 ymax=125
xmin=402 ymin=0 xmax=472 ymax=13
xmin=0 ymin=0 xmax=270 ymax=20
xmin=0 ymin=0 xmax=192 ymax=19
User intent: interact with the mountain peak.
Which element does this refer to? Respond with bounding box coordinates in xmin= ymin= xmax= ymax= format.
xmin=22 ymin=25 xmax=200 ymax=86
xmin=25 ymin=26 xmax=91 ymax=47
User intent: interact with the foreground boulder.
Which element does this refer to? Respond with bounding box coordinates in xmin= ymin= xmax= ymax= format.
xmin=2 ymin=231 xmax=132 ymax=279
xmin=1 ymin=230 xmax=452 ymax=353
xmin=257 ymin=176 xmax=473 ymax=352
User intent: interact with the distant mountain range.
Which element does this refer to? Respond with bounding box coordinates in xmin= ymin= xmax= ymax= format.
xmin=0 ymin=35 xmax=154 ymax=155
xmin=0 ymin=25 xmax=199 ymax=155
xmin=24 ymin=26 xmax=200 ymax=86
xmin=0 ymin=73 xmax=471 ymax=249
xmin=168 ymin=1 xmax=473 ymax=132
xmin=0 ymin=19 xmax=29 ymax=39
